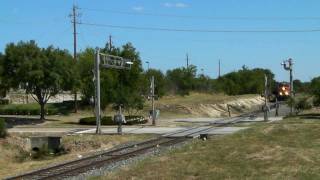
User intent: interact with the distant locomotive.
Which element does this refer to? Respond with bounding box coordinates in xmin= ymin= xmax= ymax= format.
xmin=274 ymin=82 xmax=290 ymax=101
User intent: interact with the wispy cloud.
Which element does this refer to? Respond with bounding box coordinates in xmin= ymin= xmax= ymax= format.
xmin=163 ymin=2 xmax=189 ymax=8
xmin=132 ymin=6 xmax=144 ymax=12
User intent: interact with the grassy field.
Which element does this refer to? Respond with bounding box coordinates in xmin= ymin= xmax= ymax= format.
xmin=154 ymin=93 xmax=256 ymax=105
xmin=145 ymin=93 xmax=259 ymax=120
xmin=96 ymin=116 xmax=320 ymax=180
xmin=0 ymin=134 xmax=154 ymax=179
xmin=4 ymin=93 xmax=260 ymax=127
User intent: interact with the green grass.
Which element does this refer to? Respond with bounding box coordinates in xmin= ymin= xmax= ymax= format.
xmin=96 ymin=118 xmax=320 ymax=180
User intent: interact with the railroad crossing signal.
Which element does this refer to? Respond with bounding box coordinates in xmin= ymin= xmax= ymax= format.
xmin=281 ymin=58 xmax=294 ymax=114
xmin=100 ymin=53 xmax=133 ymax=69
xmin=150 ymin=76 xmax=156 ymax=126
xmin=94 ymin=48 xmax=133 ymax=134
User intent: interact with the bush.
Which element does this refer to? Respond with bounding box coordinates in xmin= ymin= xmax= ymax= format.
xmin=0 ymin=118 xmax=7 ymax=138
xmin=0 ymin=99 xmax=9 ymax=105
xmin=313 ymin=95 xmax=320 ymax=107
xmin=79 ymin=116 xmax=113 ymax=125
xmin=0 ymin=102 xmax=74 ymax=116
xmin=79 ymin=116 xmax=147 ymax=125
xmin=295 ymin=97 xmax=312 ymax=114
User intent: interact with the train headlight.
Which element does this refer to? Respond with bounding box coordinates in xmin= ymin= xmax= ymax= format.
xmin=285 ymin=91 xmax=289 ymax=96
xmin=282 ymin=87 xmax=286 ymax=91
xmin=279 ymin=92 xmax=283 ymax=96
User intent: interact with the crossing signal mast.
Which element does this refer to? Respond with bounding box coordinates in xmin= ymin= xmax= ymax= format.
xmin=281 ymin=58 xmax=294 ymax=114
xmin=94 ymin=49 xmax=133 ymax=134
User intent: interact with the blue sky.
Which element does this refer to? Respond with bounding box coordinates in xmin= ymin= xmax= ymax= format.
xmin=1 ymin=0 xmax=320 ymax=81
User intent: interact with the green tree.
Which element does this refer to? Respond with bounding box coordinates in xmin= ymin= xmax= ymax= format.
xmin=310 ymin=76 xmax=320 ymax=106
xmin=293 ymin=79 xmax=310 ymax=94
xmin=78 ymin=43 xmax=145 ymax=115
xmin=166 ymin=65 xmax=197 ymax=95
xmin=194 ymin=74 xmax=213 ymax=93
xmin=113 ymin=43 xmax=145 ymax=115
xmin=144 ymin=69 xmax=167 ymax=97
xmin=0 ymin=53 xmax=7 ymax=97
xmin=77 ymin=48 xmax=95 ymax=105
xmin=3 ymin=41 xmax=73 ymax=120
xmin=213 ymin=67 xmax=275 ymax=95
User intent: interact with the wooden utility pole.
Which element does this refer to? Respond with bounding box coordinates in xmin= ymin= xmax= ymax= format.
xmin=70 ymin=4 xmax=79 ymax=112
xmin=186 ymin=53 xmax=189 ymax=68
xmin=109 ymin=35 xmax=112 ymax=51
xmin=218 ymin=59 xmax=221 ymax=78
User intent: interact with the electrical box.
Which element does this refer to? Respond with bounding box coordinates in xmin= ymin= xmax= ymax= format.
xmin=149 ymin=110 xmax=160 ymax=119
xmin=113 ymin=114 xmax=126 ymax=124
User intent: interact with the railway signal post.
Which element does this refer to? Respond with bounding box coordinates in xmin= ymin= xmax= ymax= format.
xmin=264 ymin=74 xmax=269 ymax=121
xmin=94 ymin=48 xmax=133 ymax=134
xmin=149 ymin=76 xmax=157 ymax=126
xmin=94 ymin=48 xmax=101 ymax=134
xmin=281 ymin=58 xmax=294 ymax=114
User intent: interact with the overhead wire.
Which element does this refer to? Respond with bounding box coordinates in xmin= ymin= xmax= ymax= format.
xmin=78 ymin=22 xmax=320 ymax=33
xmin=80 ymin=7 xmax=320 ymax=21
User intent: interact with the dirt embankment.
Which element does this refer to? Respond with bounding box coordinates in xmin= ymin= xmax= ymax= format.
xmin=157 ymin=95 xmax=264 ymax=118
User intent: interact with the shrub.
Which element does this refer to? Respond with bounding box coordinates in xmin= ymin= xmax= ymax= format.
xmin=0 ymin=102 xmax=74 ymax=116
xmin=0 ymin=99 xmax=9 ymax=105
xmin=0 ymin=118 xmax=7 ymax=138
xmin=313 ymin=95 xmax=320 ymax=107
xmin=295 ymin=97 xmax=312 ymax=114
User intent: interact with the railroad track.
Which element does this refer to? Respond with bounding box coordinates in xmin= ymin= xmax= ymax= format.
xmin=6 ymin=137 xmax=186 ymax=180
xmin=6 ymin=107 xmax=272 ymax=180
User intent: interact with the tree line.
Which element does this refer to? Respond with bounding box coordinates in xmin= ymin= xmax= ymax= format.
xmin=1 ymin=40 xmax=319 ymax=120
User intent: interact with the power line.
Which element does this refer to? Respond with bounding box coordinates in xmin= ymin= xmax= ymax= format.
xmin=80 ymin=8 xmax=320 ymax=21
xmin=78 ymin=22 xmax=320 ymax=33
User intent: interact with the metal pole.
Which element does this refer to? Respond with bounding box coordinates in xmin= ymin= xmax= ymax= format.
xmin=118 ymin=105 xmax=122 ymax=135
xmin=95 ymin=48 xmax=101 ymax=134
xmin=275 ymin=98 xmax=279 ymax=117
xmin=289 ymin=59 xmax=294 ymax=114
xmin=151 ymin=76 xmax=156 ymax=126
xmin=264 ymin=74 xmax=269 ymax=121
